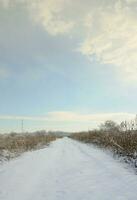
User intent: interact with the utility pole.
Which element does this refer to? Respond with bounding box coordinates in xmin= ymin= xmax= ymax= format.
xmin=21 ymin=119 xmax=24 ymax=133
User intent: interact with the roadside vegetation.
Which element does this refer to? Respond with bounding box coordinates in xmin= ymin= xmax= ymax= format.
xmin=0 ymin=131 xmax=58 ymax=162
xmin=70 ymin=117 xmax=137 ymax=168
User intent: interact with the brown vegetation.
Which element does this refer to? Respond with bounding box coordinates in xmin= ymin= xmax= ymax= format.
xmin=70 ymin=119 xmax=137 ymax=168
xmin=0 ymin=131 xmax=58 ymax=161
xmin=70 ymin=130 xmax=137 ymax=157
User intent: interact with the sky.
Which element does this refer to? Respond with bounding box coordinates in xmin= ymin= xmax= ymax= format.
xmin=0 ymin=0 xmax=137 ymax=133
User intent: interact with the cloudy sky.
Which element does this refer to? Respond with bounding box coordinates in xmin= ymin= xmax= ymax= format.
xmin=0 ymin=0 xmax=137 ymax=133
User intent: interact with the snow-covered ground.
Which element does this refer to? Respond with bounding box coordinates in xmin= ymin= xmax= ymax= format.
xmin=0 ymin=137 xmax=137 ymax=200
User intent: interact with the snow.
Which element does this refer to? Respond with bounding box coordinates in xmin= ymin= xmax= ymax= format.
xmin=0 ymin=137 xmax=137 ymax=200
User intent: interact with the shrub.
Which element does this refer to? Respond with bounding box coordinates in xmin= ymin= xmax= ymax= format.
xmin=0 ymin=131 xmax=57 ymax=154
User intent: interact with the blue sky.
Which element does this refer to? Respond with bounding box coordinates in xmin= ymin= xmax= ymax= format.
xmin=0 ymin=0 xmax=137 ymax=132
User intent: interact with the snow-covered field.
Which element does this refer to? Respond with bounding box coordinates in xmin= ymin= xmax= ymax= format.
xmin=0 ymin=137 xmax=137 ymax=200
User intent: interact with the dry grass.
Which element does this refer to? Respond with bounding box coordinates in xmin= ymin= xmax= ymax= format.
xmin=70 ymin=130 xmax=137 ymax=158
xmin=0 ymin=131 xmax=58 ymax=161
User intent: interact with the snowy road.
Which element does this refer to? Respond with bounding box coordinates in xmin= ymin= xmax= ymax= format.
xmin=0 ymin=137 xmax=137 ymax=200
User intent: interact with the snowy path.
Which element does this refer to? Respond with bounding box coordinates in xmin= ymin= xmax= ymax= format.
xmin=0 ymin=137 xmax=137 ymax=200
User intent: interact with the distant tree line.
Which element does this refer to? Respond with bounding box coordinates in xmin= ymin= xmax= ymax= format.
xmin=99 ymin=115 xmax=137 ymax=133
xmin=120 ymin=115 xmax=137 ymax=132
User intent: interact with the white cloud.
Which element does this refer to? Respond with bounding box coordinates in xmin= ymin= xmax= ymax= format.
xmin=0 ymin=111 xmax=135 ymax=132
xmin=1 ymin=0 xmax=10 ymax=8
xmin=0 ymin=111 xmax=135 ymax=124
xmin=126 ymin=0 xmax=137 ymax=4
xmin=28 ymin=0 xmax=75 ymax=35
xmin=1 ymin=0 xmax=137 ymax=82
xmin=47 ymin=111 xmax=135 ymax=123
xmin=80 ymin=3 xmax=137 ymax=82
xmin=27 ymin=0 xmax=137 ymax=82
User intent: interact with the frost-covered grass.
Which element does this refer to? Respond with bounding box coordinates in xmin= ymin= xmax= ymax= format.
xmin=0 ymin=131 xmax=58 ymax=163
xmin=70 ymin=130 xmax=137 ymax=168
